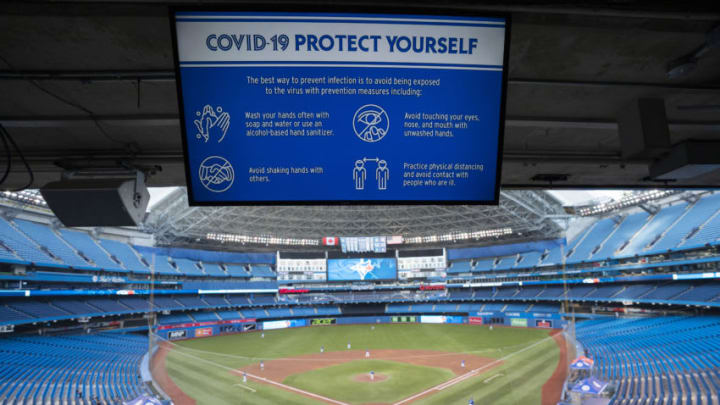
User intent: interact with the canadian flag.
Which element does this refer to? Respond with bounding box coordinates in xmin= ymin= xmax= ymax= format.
xmin=322 ymin=237 xmax=338 ymax=246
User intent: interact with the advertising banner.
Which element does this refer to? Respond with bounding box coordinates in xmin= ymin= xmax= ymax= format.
xmin=420 ymin=315 xmax=445 ymax=324
xmin=510 ymin=318 xmax=528 ymax=327
xmin=156 ymin=318 xmax=256 ymax=331
xmin=262 ymin=319 xmax=307 ymax=330
xmin=311 ymin=318 xmax=337 ymax=326
xmin=195 ymin=327 xmax=213 ymax=337
xmin=468 ymin=316 xmax=484 ymax=325
xmin=168 ymin=330 xmax=188 ymax=340
xmin=535 ymin=319 xmax=552 ymax=328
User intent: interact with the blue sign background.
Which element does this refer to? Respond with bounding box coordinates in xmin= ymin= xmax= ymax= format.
xmin=173 ymin=12 xmax=508 ymax=204
xmin=327 ymin=258 xmax=397 ymax=281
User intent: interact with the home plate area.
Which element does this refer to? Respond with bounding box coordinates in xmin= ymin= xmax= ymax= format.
xmin=234 ymin=349 xmax=502 ymax=404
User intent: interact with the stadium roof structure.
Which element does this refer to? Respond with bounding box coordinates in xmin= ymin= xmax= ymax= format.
xmin=144 ymin=189 xmax=568 ymax=249
xmin=1 ymin=2 xmax=720 ymax=190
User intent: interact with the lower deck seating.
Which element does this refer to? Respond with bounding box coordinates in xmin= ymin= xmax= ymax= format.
xmin=575 ymin=316 xmax=720 ymax=405
xmin=0 ymin=332 xmax=148 ymax=404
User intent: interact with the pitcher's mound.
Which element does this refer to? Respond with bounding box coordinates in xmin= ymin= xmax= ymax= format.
xmin=353 ymin=373 xmax=388 ymax=383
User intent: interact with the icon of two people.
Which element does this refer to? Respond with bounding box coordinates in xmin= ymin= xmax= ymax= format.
xmin=354 ymin=160 xmax=388 ymax=190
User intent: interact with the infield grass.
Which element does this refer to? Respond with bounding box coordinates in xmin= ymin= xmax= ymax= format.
xmin=163 ymin=323 xmax=559 ymax=405
xmin=284 ymin=359 xmax=454 ymax=404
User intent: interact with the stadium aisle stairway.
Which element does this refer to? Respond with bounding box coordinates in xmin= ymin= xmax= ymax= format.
xmin=576 ymin=316 xmax=720 ymax=405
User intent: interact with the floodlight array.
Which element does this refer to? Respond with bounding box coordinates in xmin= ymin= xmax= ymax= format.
xmin=576 ymin=189 xmax=677 ymax=216
xmin=1 ymin=190 xmax=47 ymax=207
xmin=206 ymin=232 xmax=319 ymax=246
xmin=404 ymin=227 xmax=513 ymax=244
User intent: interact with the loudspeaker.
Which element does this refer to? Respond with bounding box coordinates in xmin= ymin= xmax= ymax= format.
xmin=40 ymin=178 xmax=150 ymax=227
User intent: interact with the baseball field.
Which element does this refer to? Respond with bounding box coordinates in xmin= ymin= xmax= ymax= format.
xmin=153 ymin=323 xmax=567 ymax=405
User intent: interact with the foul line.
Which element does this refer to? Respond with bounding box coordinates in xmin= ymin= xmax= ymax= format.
xmin=483 ymin=374 xmax=503 ymax=383
xmin=393 ymin=336 xmax=553 ymax=405
xmin=244 ymin=372 xmax=350 ymax=405
xmin=233 ymin=384 xmax=257 ymax=393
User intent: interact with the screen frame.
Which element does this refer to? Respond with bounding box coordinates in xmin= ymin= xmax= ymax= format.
xmin=169 ymin=5 xmax=511 ymax=206
xmin=325 ymin=257 xmax=398 ymax=282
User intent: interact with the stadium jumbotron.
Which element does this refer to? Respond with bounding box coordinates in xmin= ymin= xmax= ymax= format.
xmin=2 ymin=2 xmax=720 ymax=405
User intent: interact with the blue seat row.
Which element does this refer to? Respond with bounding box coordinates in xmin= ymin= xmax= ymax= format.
xmin=0 ymin=332 xmax=148 ymax=404
xmin=576 ymin=316 xmax=720 ymax=405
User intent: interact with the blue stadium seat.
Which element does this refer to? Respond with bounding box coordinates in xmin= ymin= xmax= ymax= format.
xmin=528 ymin=303 xmax=560 ymax=312
xmin=141 ymin=253 xmax=179 ymax=276
xmin=158 ymin=313 xmax=193 ymax=324
xmin=0 ymin=333 xmax=147 ymax=404
xmin=648 ymin=193 xmax=720 ymax=253
xmin=681 ymin=209 xmax=720 ymax=249
xmin=0 ymin=217 xmax=57 ymax=265
xmin=99 ymin=240 xmax=150 ymax=274
xmin=618 ymin=202 xmax=688 ymax=257
xmin=575 ymin=316 xmax=720 ymax=405
xmin=173 ymin=257 xmax=205 ymax=276
xmin=174 ymin=296 xmax=208 ymax=308
xmin=249 ymin=265 xmax=275 ymax=277
xmin=190 ymin=311 xmax=220 ymax=322
xmin=473 ymin=257 xmax=495 ymax=272
xmin=447 ymin=260 xmax=472 ymax=273
xmin=13 ymin=219 xmax=91 ymax=268
xmin=59 ymin=229 xmax=126 ymax=271
xmin=201 ymin=262 xmax=228 ymax=277
xmin=567 ymin=218 xmax=617 ymax=263
xmin=225 ymin=264 xmax=251 ymax=277
xmin=539 ymin=247 xmax=563 ymax=266
xmin=494 ymin=255 xmax=518 ymax=270
xmin=8 ymin=300 xmax=70 ymax=319
xmin=86 ymin=298 xmax=130 ymax=314
xmin=216 ymin=310 xmax=243 ymax=320
xmin=591 ymin=212 xmax=650 ymax=260
xmin=515 ymin=251 xmax=543 ymax=268
xmin=0 ymin=305 xmax=33 ymax=324
xmin=151 ymin=296 xmax=182 ymax=310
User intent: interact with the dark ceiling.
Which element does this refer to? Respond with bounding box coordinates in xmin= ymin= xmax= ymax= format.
xmin=1 ymin=1 xmax=719 ymax=189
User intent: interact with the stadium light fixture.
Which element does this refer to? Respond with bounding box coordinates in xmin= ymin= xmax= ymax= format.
xmin=1 ymin=190 xmax=48 ymax=207
xmin=404 ymin=227 xmax=512 ymax=244
xmin=575 ymin=189 xmax=677 ymax=216
xmin=206 ymin=232 xmax=319 ymax=246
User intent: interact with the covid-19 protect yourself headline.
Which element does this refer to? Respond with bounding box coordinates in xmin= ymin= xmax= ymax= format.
xmin=205 ymin=33 xmax=480 ymax=54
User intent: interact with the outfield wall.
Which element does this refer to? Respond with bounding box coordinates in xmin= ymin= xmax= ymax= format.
xmin=157 ymin=311 xmax=565 ymax=341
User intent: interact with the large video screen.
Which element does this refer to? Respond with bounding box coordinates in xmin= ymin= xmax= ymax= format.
xmin=171 ymin=9 xmax=509 ymax=204
xmin=327 ymin=258 xmax=397 ymax=281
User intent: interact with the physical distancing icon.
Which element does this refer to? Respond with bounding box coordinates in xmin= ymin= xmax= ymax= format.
xmin=354 ymin=158 xmax=388 ymax=191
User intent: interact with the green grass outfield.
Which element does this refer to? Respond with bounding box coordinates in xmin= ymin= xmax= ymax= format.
xmin=163 ymin=323 xmax=559 ymax=405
